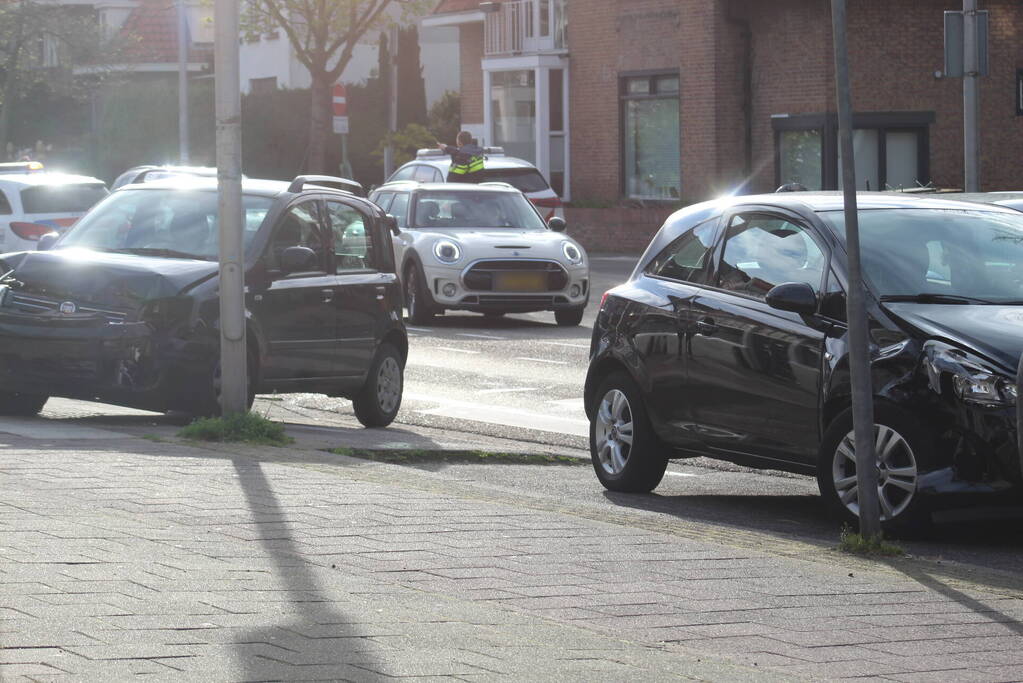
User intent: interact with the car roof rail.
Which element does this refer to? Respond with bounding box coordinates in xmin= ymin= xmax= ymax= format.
xmin=483 ymin=146 xmax=505 ymax=155
xmin=289 ymin=175 xmax=365 ymax=196
xmin=415 ymin=148 xmax=447 ymax=158
xmin=0 ymin=161 xmax=44 ymax=174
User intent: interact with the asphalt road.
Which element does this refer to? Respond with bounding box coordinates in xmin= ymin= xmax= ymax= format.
xmin=273 ymin=253 xmax=637 ymax=451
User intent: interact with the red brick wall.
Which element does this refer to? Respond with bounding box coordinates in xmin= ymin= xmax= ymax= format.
xmin=565 ymin=207 xmax=678 ymax=253
xmin=458 ymin=23 xmax=484 ymax=125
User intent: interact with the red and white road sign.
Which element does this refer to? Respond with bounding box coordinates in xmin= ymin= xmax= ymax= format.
xmin=332 ymin=83 xmax=349 ymax=134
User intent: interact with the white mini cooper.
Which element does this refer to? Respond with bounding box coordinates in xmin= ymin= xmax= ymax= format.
xmin=369 ymin=181 xmax=589 ymax=326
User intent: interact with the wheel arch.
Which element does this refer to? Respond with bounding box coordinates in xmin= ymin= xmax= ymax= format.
xmin=584 ymin=357 xmax=634 ymax=419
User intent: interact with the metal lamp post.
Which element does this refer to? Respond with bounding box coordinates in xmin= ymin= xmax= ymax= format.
xmin=214 ymin=0 xmax=247 ymax=415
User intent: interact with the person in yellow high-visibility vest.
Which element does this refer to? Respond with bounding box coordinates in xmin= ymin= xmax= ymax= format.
xmin=437 ymin=131 xmax=485 ymax=183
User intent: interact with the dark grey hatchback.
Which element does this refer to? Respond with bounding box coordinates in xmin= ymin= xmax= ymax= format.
xmin=0 ymin=176 xmax=407 ymax=425
xmin=586 ymin=193 xmax=1023 ymax=534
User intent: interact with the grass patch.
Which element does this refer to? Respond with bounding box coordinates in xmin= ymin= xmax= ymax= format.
xmin=329 ymin=447 xmax=584 ymax=467
xmin=837 ymin=526 xmax=905 ymax=557
xmin=179 ymin=412 xmax=293 ymax=446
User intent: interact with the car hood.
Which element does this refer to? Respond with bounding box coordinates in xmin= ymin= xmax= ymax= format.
xmin=0 ymin=249 xmax=218 ymax=310
xmin=414 ymin=229 xmax=581 ymax=255
xmin=883 ymin=302 xmax=1023 ymax=372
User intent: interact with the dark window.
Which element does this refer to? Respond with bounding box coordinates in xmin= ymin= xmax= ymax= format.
xmin=0 ymin=190 xmax=11 ymax=215
xmin=412 ymin=165 xmax=436 ymax=183
xmin=389 ymin=193 xmax=410 ymax=229
xmin=478 ymin=168 xmax=549 ymax=192
xmin=20 ymin=183 xmax=107 ymax=214
xmin=372 ymin=191 xmax=394 ymax=211
xmin=646 ymin=220 xmax=718 ymax=284
xmin=773 ymin=112 xmax=932 ymax=191
xmin=389 ymin=165 xmax=416 ymax=182
xmin=621 ymin=72 xmax=680 ymax=200
xmin=326 ymin=201 xmax=374 ymax=272
xmin=717 ymin=214 xmax=826 ymax=300
xmin=821 ymin=268 xmax=846 ymax=322
xmin=549 ymin=69 xmax=564 ymax=132
xmin=249 ymin=77 xmax=277 ymax=95
xmin=267 ymin=202 xmax=325 ymax=272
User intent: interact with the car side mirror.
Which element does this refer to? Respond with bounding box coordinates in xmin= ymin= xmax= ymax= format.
xmin=548 ymin=216 xmax=567 ymax=233
xmin=766 ymin=282 xmax=818 ymax=315
xmin=280 ymin=246 xmax=317 ymax=274
xmin=36 ymin=232 xmax=59 ymax=251
xmin=384 ymin=214 xmax=401 ymax=236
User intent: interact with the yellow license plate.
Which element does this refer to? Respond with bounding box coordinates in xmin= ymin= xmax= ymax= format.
xmin=495 ymin=272 xmax=545 ymax=292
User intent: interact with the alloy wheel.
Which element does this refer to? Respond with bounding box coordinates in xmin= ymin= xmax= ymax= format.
xmin=594 ymin=388 xmax=634 ymax=475
xmin=405 ymin=270 xmax=417 ymax=314
xmin=832 ymin=424 xmax=918 ymax=521
xmin=376 ymin=356 xmax=402 ymax=414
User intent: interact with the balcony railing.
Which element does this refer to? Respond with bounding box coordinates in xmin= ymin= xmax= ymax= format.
xmin=484 ymin=0 xmax=567 ymax=56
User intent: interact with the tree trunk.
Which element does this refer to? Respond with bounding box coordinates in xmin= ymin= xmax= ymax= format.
xmin=305 ymin=73 xmax=331 ymax=175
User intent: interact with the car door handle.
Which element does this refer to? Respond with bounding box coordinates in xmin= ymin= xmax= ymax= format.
xmin=321 ymin=288 xmax=334 ymax=303
xmin=375 ymin=285 xmax=387 ymax=301
xmin=695 ymin=317 xmax=718 ymax=336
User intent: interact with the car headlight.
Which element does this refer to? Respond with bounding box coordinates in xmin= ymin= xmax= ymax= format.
xmin=952 ymin=369 xmax=1017 ymax=407
xmin=562 ymin=241 xmax=583 ymax=265
xmin=433 ymin=239 xmax=461 ymax=264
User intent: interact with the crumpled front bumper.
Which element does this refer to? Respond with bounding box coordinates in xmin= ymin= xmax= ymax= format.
xmin=0 ymin=309 xmax=206 ymax=410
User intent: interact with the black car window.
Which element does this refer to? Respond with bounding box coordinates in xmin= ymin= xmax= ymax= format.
xmin=821 ymin=268 xmax=846 ymax=322
xmin=21 ymin=183 xmax=108 ymax=214
xmin=412 ymin=165 xmax=435 ymax=182
xmin=327 ymin=201 xmax=374 ymax=273
xmin=0 ymin=190 xmax=11 ymax=215
xmin=373 ymin=192 xmax=394 ymax=211
xmin=389 ymin=193 xmax=410 ymax=229
xmin=478 ymin=168 xmax=549 ymax=192
xmin=389 ymin=165 xmax=416 ymax=182
xmin=646 ymin=220 xmax=717 ymax=284
xmin=267 ymin=201 xmax=325 ymax=272
xmin=717 ymin=214 xmax=826 ymax=300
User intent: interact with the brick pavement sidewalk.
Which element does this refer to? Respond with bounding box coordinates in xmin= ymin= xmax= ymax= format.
xmin=2 ymin=431 xmax=1023 ymax=681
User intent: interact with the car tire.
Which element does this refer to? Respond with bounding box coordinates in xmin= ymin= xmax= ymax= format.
xmin=589 ymin=372 xmax=668 ymax=493
xmin=816 ymin=404 xmax=932 ymax=537
xmin=352 ymin=343 xmax=403 ymax=428
xmin=555 ymin=306 xmax=585 ymax=327
xmin=193 ymin=352 xmax=256 ymax=418
xmin=404 ymin=262 xmax=436 ymax=325
xmin=0 ymin=392 xmax=48 ymax=416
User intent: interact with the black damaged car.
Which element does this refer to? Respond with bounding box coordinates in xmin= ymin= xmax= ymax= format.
xmin=0 ymin=175 xmax=407 ymax=425
xmin=586 ymin=193 xmax=1023 ymax=533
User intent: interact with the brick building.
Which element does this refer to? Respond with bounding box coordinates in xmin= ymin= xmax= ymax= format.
xmin=425 ymin=0 xmax=1023 ymax=206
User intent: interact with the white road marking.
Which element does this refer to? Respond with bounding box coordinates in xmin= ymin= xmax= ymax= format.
xmin=537 ymin=341 xmax=591 ymax=350
xmin=403 ymin=391 xmax=589 ymax=437
xmin=548 ymin=398 xmax=585 ymax=411
xmin=516 ymin=357 xmax=568 ymax=365
xmin=455 ymin=333 xmax=506 ymax=340
xmin=0 ymin=418 xmax=131 ymax=440
xmin=666 ymin=472 xmax=699 ymax=478
xmin=478 ymin=387 xmax=538 ymax=395
xmin=405 ymin=326 xmax=431 ymax=333
xmin=429 ymin=346 xmax=480 ymax=354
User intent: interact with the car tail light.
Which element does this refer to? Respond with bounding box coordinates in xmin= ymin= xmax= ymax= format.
xmin=530 ymin=195 xmax=563 ymax=221
xmin=10 ymin=222 xmax=57 ymax=241
xmin=600 ymin=290 xmax=611 ymax=309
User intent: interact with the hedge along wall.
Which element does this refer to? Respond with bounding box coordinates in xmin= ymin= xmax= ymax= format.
xmin=564 ymin=206 xmax=680 ymax=253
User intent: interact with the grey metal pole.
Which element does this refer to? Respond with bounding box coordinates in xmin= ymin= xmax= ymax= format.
xmin=177 ymin=0 xmax=190 ymax=165
xmin=214 ymin=0 xmax=247 ymax=415
xmin=963 ymin=0 xmax=979 ymax=192
xmin=831 ymin=0 xmax=881 ymax=538
xmin=383 ymin=25 xmax=398 ymax=179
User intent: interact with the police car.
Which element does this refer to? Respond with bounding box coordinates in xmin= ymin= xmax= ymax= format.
xmin=0 ymin=162 xmax=108 ymax=251
xmin=385 ymin=148 xmax=565 ymax=220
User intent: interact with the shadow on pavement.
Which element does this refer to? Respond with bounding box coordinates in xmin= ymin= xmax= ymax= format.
xmin=229 ymin=458 xmax=377 ymax=679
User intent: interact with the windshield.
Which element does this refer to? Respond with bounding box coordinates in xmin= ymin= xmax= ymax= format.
xmin=478 ymin=168 xmax=549 ymax=193
xmin=411 ymin=190 xmax=547 ymax=230
xmin=822 ymin=208 xmax=1023 ymax=303
xmin=58 ymin=189 xmax=274 ymax=260
xmin=21 ymin=183 xmax=108 ymax=214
